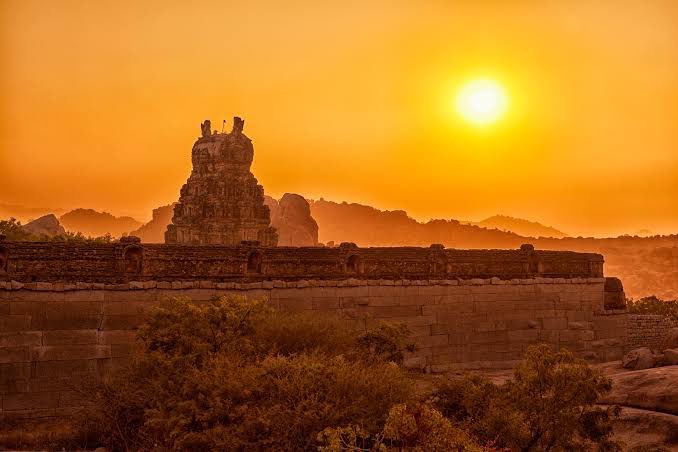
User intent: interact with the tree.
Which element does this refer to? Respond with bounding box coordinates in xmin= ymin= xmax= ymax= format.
xmin=433 ymin=344 xmax=621 ymax=451
xmin=0 ymin=218 xmax=34 ymax=241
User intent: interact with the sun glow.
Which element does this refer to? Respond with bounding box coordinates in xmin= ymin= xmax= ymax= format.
xmin=455 ymin=79 xmax=508 ymax=126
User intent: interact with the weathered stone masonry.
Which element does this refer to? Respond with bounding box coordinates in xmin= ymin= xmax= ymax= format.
xmin=0 ymin=240 xmax=627 ymax=420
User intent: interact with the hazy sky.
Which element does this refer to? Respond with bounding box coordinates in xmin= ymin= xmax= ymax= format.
xmin=2 ymin=0 xmax=677 ymax=236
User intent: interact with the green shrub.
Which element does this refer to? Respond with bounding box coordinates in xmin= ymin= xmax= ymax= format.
xmin=0 ymin=217 xmax=113 ymax=243
xmin=627 ymin=296 xmax=678 ymax=323
xmin=432 ymin=344 xmax=621 ymax=451
xmin=82 ymin=296 xmax=414 ymax=451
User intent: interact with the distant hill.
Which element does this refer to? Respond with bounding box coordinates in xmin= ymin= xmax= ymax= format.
xmin=307 ymin=198 xmax=678 ymax=300
xmin=129 ymin=204 xmax=175 ymax=243
xmin=59 ymin=209 xmax=142 ymax=237
xmin=308 ymin=199 xmax=526 ymax=248
xmin=471 ymin=215 xmax=568 ymax=238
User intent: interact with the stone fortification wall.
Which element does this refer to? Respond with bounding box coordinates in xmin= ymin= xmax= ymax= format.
xmin=0 ymin=240 xmax=603 ymax=283
xmin=1 ymin=275 xmax=626 ymax=420
xmin=625 ymin=314 xmax=674 ymax=352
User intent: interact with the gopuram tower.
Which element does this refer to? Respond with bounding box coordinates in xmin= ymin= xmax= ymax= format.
xmin=164 ymin=117 xmax=278 ymax=246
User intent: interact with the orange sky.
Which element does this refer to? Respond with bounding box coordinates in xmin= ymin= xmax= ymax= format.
xmin=1 ymin=0 xmax=677 ymax=237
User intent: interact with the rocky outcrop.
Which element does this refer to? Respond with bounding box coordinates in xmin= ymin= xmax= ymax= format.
xmin=663 ymin=349 xmax=678 ymax=365
xmin=265 ymin=194 xmax=318 ymax=246
xmin=622 ymin=347 xmax=656 ymax=370
xmin=22 ymin=214 xmax=66 ymax=236
xmin=599 ymin=366 xmax=678 ymax=415
xmin=129 ymin=204 xmax=174 ymax=243
xmin=165 ymin=117 xmax=277 ymax=246
xmin=59 ymin=209 xmax=141 ymax=237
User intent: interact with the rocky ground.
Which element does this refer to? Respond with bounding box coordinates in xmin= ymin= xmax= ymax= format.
xmin=597 ymin=363 xmax=678 ymax=450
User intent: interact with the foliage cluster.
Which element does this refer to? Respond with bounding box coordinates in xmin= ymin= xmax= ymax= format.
xmin=432 ymin=344 xmax=621 ymax=451
xmin=81 ymin=297 xmax=416 ymax=451
xmin=627 ymin=296 xmax=678 ymax=323
xmin=80 ymin=297 xmax=623 ymax=451
xmin=318 ymin=403 xmax=483 ymax=451
xmin=0 ymin=217 xmax=112 ymax=242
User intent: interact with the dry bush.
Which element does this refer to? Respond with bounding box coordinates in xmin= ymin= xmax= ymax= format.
xmin=80 ymin=296 xmax=414 ymax=451
xmin=0 ymin=418 xmax=97 ymax=451
xmin=432 ymin=344 xmax=621 ymax=451
xmin=318 ymin=402 xmax=484 ymax=451
xmin=252 ymin=311 xmax=360 ymax=357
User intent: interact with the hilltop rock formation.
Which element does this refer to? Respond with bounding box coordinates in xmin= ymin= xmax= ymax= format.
xmin=129 ymin=204 xmax=174 ymax=243
xmin=265 ymin=194 xmax=318 ymax=246
xmin=165 ymin=117 xmax=277 ymax=245
xmin=22 ymin=214 xmax=66 ymax=236
xmin=59 ymin=209 xmax=142 ymax=237
xmin=472 ymin=214 xmax=568 ymax=238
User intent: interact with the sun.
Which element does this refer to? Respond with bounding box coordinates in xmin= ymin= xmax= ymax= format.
xmin=455 ymin=79 xmax=508 ymax=126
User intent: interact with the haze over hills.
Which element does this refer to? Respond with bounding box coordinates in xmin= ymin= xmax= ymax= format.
xmin=58 ymin=208 xmax=142 ymax=238
xmin=467 ymin=215 xmax=568 ymax=239
xmin=0 ymin=203 xmax=67 ymax=223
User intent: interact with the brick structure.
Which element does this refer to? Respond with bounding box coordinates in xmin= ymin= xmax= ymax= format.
xmin=0 ymin=239 xmax=604 ymax=283
xmin=164 ymin=117 xmax=277 ymax=246
xmin=625 ymin=314 xmax=674 ymax=352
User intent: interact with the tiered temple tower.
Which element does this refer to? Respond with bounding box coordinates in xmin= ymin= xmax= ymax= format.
xmin=164 ymin=117 xmax=278 ymax=246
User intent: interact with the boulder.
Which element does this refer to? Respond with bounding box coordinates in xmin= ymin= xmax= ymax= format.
xmin=22 ymin=214 xmax=66 ymax=236
xmin=599 ymin=366 xmax=678 ymax=415
xmin=622 ymin=347 xmax=655 ymax=370
xmin=663 ymin=348 xmax=678 ymax=366
xmin=265 ymin=193 xmax=319 ymax=246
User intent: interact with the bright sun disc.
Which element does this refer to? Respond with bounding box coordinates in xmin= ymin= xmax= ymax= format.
xmin=455 ymin=79 xmax=508 ymax=126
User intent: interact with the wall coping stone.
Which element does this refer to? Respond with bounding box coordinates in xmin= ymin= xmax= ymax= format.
xmin=0 ymin=277 xmax=609 ymax=292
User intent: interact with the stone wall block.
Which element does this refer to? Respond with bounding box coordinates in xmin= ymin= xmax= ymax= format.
xmin=103 ymin=301 xmax=155 ymax=316
xmin=367 ymin=305 xmax=422 ymax=319
xmin=30 ymin=359 xmax=100 ymax=378
xmin=414 ymin=334 xmax=448 ymax=348
xmin=470 ymin=330 xmax=508 ymax=344
xmin=0 ymin=347 xmax=29 ymax=364
xmin=42 ymin=330 xmax=98 ymax=346
xmin=0 ymin=332 xmax=42 ymax=348
xmin=0 ymin=314 xmax=32 ymax=332
xmin=541 ymin=317 xmax=568 ymax=330
xmin=97 ymin=330 xmax=137 ymax=345
xmin=310 ymin=297 xmax=340 ymax=311
xmin=2 ymin=391 xmax=60 ymax=411
xmin=507 ymin=329 xmax=539 ymax=342
xmin=30 ymin=345 xmax=111 ymax=362
xmin=366 ymin=297 xmax=399 ymax=307
xmin=278 ymin=298 xmax=313 ymax=311
xmin=101 ymin=315 xmax=144 ymax=330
